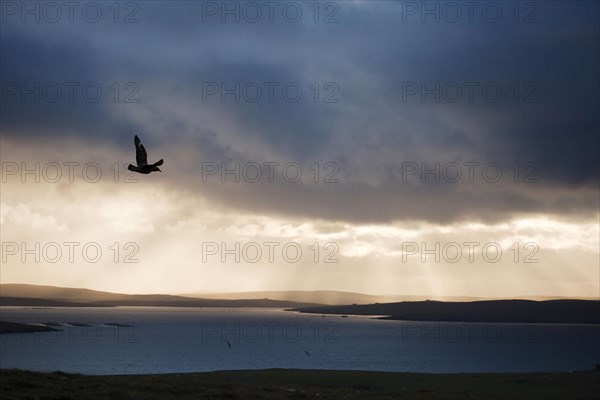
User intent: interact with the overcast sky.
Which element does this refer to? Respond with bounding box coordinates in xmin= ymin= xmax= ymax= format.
xmin=1 ymin=1 xmax=598 ymax=297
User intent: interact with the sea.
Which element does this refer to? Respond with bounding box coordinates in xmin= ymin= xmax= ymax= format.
xmin=1 ymin=307 xmax=598 ymax=375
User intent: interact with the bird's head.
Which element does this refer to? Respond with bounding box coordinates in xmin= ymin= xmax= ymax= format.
xmin=152 ymin=166 xmax=162 ymax=172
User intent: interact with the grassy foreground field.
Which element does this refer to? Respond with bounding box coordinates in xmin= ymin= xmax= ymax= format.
xmin=1 ymin=368 xmax=599 ymax=400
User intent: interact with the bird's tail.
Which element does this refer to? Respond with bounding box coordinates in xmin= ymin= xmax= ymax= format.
xmin=127 ymin=164 xmax=137 ymax=171
xmin=153 ymin=159 xmax=164 ymax=167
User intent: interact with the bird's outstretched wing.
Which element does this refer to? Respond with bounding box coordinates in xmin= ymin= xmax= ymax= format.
xmin=134 ymin=135 xmax=148 ymax=166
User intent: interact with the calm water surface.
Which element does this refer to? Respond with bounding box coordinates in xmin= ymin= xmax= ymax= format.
xmin=1 ymin=307 xmax=598 ymax=375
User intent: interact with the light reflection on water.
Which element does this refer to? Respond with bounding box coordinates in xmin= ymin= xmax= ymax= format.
xmin=1 ymin=307 xmax=599 ymax=375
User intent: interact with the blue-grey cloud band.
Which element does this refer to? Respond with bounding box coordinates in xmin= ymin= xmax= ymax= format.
xmin=1 ymin=1 xmax=598 ymax=225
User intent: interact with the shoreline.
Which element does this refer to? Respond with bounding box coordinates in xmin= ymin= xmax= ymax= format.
xmin=2 ymin=368 xmax=599 ymax=399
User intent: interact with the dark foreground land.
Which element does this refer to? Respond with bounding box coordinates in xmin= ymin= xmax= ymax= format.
xmin=1 ymin=369 xmax=599 ymax=400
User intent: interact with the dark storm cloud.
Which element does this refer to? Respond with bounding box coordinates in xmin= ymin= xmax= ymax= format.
xmin=1 ymin=0 xmax=598 ymax=223
xmin=0 ymin=28 xmax=142 ymax=141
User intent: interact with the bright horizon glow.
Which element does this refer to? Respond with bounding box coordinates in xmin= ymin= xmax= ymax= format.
xmin=1 ymin=155 xmax=598 ymax=298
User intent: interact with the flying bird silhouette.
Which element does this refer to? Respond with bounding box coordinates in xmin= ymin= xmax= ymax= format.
xmin=226 ymin=340 xmax=232 ymax=350
xmin=304 ymin=350 xmax=311 ymax=357
xmin=127 ymin=135 xmax=163 ymax=174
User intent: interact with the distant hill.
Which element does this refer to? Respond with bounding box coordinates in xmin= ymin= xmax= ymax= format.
xmin=181 ymin=290 xmax=489 ymax=305
xmin=0 ymin=284 xmax=323 ymax=308
xmin=2 ymin=285 xmax=596 ymax=319
xmin=291 ymin=300 xmax=600 ymax=324
xmin=181 ymin=290 xmax=597 ymax=305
